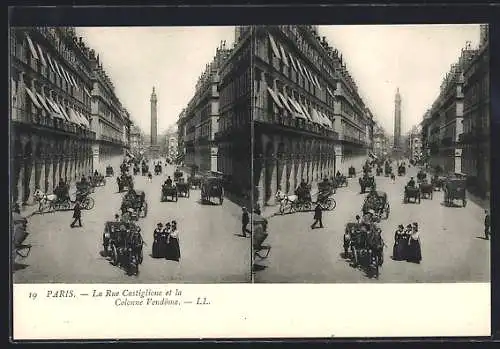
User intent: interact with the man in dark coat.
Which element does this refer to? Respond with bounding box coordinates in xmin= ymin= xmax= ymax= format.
xmin=311 ymin=203 xmax=323 ymax=229
xmin=241 ymin=207 xmax=250 ymax=237
xmin=70 ymin=201 xmax=82 ymax=228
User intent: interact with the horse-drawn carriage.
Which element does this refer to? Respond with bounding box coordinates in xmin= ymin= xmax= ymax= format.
xmin=431 ymin=175 xmax=446 ymax=191
xmin=12 ymin=211 xmax=31 ymax=264
xmin=348 ymin=166 xmax=356 ymax=178
xmin=359 ymin=175 xmax=376 ymax=194
xmin=376 ymin=166 xmax=383 ymax=176
xmin=141 ymin=162 xmax=149 ymax=176
xmin=121 ymin=190 xmax=148 ymax=219
xmin=154 ymin=163 xmax=162 ymax=175
xmin=443 ymin=175 xmax=467 ymax=207
xmin=161 ymin=183 xmax=178 ymax=202
xmin=105 ymin=165 xmax=114 ymax=177
xmin=398 ymin=164 xmax=406 ymax=176
xmin=117 ymin=174 xmax=134 ymax=192
xmin=333 ymin=174 xmax=348 ymax=188
xmin=416 ymin=170 xmax=427 ymax=183
xmin=174 ymin=169 xmax=184 ymax=182
xmin=175 ymin=178 xmax=190 ymax=198
xmin=362 ymin=191 xmax=390 ymax=222
xmin=404 ymin=185 xmax=421 ymax=204
xmin=120 ymin=162 xmax=130 ymax=175
xmin=201 ymin=176 xmax=224 ymax=204
xmin=419 ymin=180 xmax=433 ymax=199
xmin=276 ymin=181 xmax=336 ymax=214
xmin=343 ymin=218 xmax=383 ymax=279
xmin=384 ymin=162 xmax=392 ymax=177
xmin=90 ymin=173 xmax=106 ymax=187
xmin=102 ymin=221 xmax=143 ymax=276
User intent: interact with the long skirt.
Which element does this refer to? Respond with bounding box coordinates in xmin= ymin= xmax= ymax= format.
xmin=152 ymin=239 xmax=163 ymax=258
xmin=392 ymin=238 xmax=407 ymax=261
xmin=165 ymin=238 xmax=181 ymax=261
xmin=406 ymin=239 xmax=422 ymax=263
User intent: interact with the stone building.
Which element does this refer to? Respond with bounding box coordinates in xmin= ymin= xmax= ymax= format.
xmin=10 ymin=27 xmax=131 ymax=207
xmin=178 ymin=42 xmax=232 ymax=173
xmin=373 ymin=122 xmax=390 ymax=157
xmin=129 ymin=123 xmax=144 ymax=157
xmin=460 ymin=25 xmax=490 ymax=198
xmin=250 ymin=25 xmax=374 ymax=207
xmin=421 ymin=44 xmax=477 ymax=175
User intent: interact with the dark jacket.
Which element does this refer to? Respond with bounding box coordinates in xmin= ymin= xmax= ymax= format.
xmin=485 ymin=214 xmax=490 ymax=227
xmin=73 ymin=203 xmax=82 ymax=218
xmin=242 ymin=211 xmax=249 ymax=225
xmin=314 ymin=204 xmax=322 ymax=219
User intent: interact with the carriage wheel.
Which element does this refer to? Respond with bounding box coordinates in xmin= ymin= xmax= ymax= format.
xmin=303 ymin=201 xmax=312 ymax=211
xmin=83 ymin=197 xmax=95 ymax=210
xmin=63 ymin=201 xmax=71 ymax=210
xmin=328 ymin=198 xmax=337 ymax=210
xmin=110 ymin=244 xmax=119 ymax=266
xmin=138 ymin=249 xmax=143 ymax=264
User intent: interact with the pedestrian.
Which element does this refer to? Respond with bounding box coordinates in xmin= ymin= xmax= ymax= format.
xmin=70 ymin=201 xmax=82 ymax=228
xmin=165 ymin=220 xmax=181 ymax=262
xmin=392 ymin=224 xmax=406 ymax=261
xmin=406 ymin=222 xmax=422 ymax=264
xmin=241 ymin=207 xmax=250 ymax=237
xmin=148 ymin=172 xmax=153 ymax=182
xmin=114 ymin=213 xmax=120 ymax=222
xmin=311 ymin=203 xmax=323 ymax=229
xmin=484 ymin=210 xmax=490 ymax=240
xmin=152 ymin=223 xmax=163 ymax=258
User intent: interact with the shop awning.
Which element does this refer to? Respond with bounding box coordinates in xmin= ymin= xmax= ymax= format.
xmin=319 ymin=110 xmax=333 ymax=129
xmin=55 ymin=103 xmax=71 ymax=123
xmin=70 ymin=75 xmax=78 ymax=89
xmin=288 ymin=52 xmax=298 ymax=71
xmin=46 ymin=53 xmax=56 ymax=73
xmin=76 ymin=110 xmax=90 ymax=128
xmin=297 ymin=101 xmax=313 ymax=122
xmin=279 ymin=45 xmax=289 ymax=66
xmin=268 ymin=34 xmax=281 ymax=59
xmin=310 ymin=108 xmax=323 ymax=125
xmin=267 ymin=87 xmax=283 ymax=109
xmin=277 ymin=92 xmax=294 ymax=115
xmin=287 ymin=97 xmax=307 ymax=119
xmin=69 ymin=108 xmax=83 ymax=126
xmin=36 ymin=44 xmax=47 ymax=67
xmin=313 ymin=75 xmax=322 ymax=90
xmin=24 ymin=87 xmax=42 ymax=109
xmin=53 ymin=60 xmax=63 ymax=79
xmin=25 ymin=34 xmax=39 ymax=60
xmin=326 ymin=86 xmax=334 ymax=98
xmin=44 ymin=97 xmax=62 ymax=118
xmin=84 ymin=87 xmax=92 ymax=98
xmin=35 ymin=92 xmax=52 ymax=115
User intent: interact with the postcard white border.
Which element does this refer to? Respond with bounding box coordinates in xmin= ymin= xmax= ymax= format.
xmin=13 ymin=283 xmax=490 ymax=339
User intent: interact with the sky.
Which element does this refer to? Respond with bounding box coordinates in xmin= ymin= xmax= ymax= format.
xmin=77 ymin=24 xmax=481 ymax=135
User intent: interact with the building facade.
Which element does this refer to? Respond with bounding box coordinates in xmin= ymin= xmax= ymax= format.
xmin=373 ymin=122 xmax=390 ymax=157
xmin=89 ymin=53 xmax=132 ymax=173
xmin=11 ymin=27 xmax=96 ymax=206
xmin=251 ymin=25 xmax=373 ymax=207
xmin=459 ymin=25 xmax=490 ymax=198
xmin=407 ymin=125 xmax=422 ymax=162
xmin=421 ymin=45 xmax=477 ymax=175
xmin=179 ymin=43 xmax=232 ymax=173
xmin=129 ymin=123 xmax=144 ymax=157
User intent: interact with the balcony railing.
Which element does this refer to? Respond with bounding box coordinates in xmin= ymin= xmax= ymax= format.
xmin=254 ymin=107 xmax=338 ymax=140
xmin=12 ymin=107 xmax=96 ymax=140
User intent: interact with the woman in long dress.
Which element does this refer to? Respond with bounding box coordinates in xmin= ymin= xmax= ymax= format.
xmin=152 ymin=223 xmax=163 ymax=258
xmin=165 ymin=220 xmax=181 ymax=262
xmin=160 ymin=223 xmax=171 ymax=259
xmin=406 ymin=222 xmax=422 ymax=264
xmin=392 ymin=224 xmax=406 ymax=260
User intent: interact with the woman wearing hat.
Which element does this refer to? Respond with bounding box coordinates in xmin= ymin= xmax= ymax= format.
xmin=392 ymin=224 xmax=406 ymax=261
xmin=406 ymin=222 xmax=422 ymax=264
xmin=165 ymin=220 xmax=181 ymax=262
xmin=152 ymin=223 xmax=163 ymax=258
xmin=160 ymin=222 xmax=171 ymax=258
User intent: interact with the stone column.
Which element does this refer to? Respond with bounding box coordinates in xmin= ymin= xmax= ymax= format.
xmin=45 ymin=157 xmax=53 ymax=193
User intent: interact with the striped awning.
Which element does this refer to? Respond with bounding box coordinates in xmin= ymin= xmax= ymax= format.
xmin=35 ymin=92 xmax=52 ymax=115
xmin=268 ymin=34 xmax=281 ymax=59
xmin=76 ymin=110 xmax=90 ymax=129
xmin=24 ymin=87 xmax=42 ymax=109
xmin=25 ymin=34 xmax=39 ymax=60
xmin=267 ymin=87 xmax=283 ymax=109
xmin=287 ymin=97 xmax=307 ymax=119
xmin=277 ymin=92 xmax=294 ymax=115
xmin=310 ymin=108 xmax=323 ymax=125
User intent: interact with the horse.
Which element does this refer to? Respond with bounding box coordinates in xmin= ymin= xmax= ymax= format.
xmin=33 ymin=189 xmax=59 ymax=211
xmin=275 ymin=190 xmax=299 ymax=214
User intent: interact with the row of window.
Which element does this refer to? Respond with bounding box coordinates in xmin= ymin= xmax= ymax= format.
xmin=100 ymin=121 xmax=122 ymax=143
xmin=11 ymin=32 xmax=93 ymax=109
xmin=219 ymin=68 xmax=251 ymax=110
xmin=218 ymin=105 xmax=251 ymax=134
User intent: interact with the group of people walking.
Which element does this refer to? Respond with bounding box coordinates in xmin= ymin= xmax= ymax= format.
xmin=392 ymin=222 xmax=422 ymax=263
xmin=152 ymin=221 xmax=181 ymax=261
